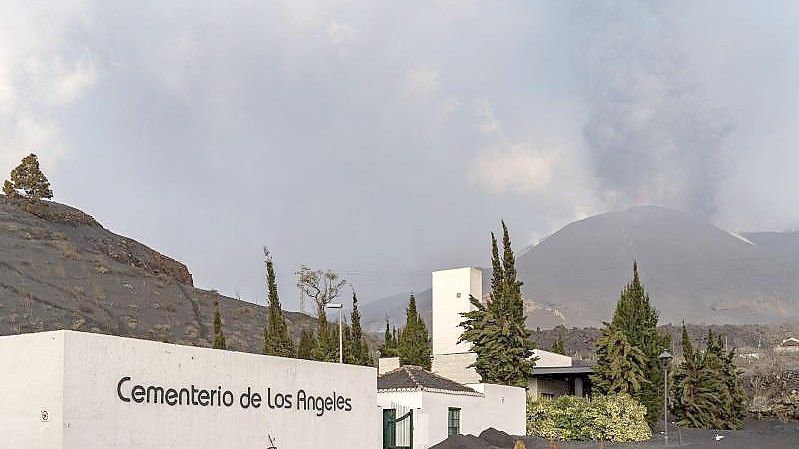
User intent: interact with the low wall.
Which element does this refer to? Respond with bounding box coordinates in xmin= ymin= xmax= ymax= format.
xmin=0 ymin=330 xmax=379 ymax=449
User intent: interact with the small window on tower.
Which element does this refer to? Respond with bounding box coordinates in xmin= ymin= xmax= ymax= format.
xmin=456 ymin=292 xmax=461 ymax=298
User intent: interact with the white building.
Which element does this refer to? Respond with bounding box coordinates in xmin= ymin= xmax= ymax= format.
xmin=377 ymin=365 xmax=525 ymax=449
xmin=376 ymin=266 xmax=593 ymax=448
xmin=426 ymin=267 xmax=592 ymax=399
xmin=0 ymin=330 xmax=379 ymax=449
xmin=775 ymin=337 xmax=799 ymax=353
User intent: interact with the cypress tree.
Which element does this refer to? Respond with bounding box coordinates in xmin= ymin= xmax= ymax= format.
xmin=671 ymin=325 xmax=746 ymax=430
xmin=349 ymin=292 xmax=372 ymax=366
xmin=263 ymin=249 xmax=295 ymax=357
xmin=608 ymin=262 xmax=671 ymax=423
xmin=550 ymin=339 xmax=565 ymax=355
xmin=460 ymin=221 xmax=536 ymax=387
xmin=501 ymin=221 xmax=524 ymax=321
xmin=591 ymin=325 xmax=648 ymax=394
xmin=490 ymin=232 xmax=504 ymax=301
xmin=550 ymin=325 xmax=567 ymax=354
xmin=380 ymin=319 xmax=398 ymax=358
xmin=297 ymin=328 xmax=316 ymax=360
xmin=721 ymin=341 xmax=748 ymax=429
xmin=342 ymin=322 xmax=353 ymax=364
xmin=212 ymin=300 xmax=227 ymax=350
xmin=312 ymin=310 xmax=338 ymax=362
xmin=7 ymin=153 xmax=53 ymax=201
xmin=398 ymin=294 xmax=432 ymax=369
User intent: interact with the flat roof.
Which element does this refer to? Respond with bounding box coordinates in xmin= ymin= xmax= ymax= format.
xmin=532 ymin=365 xmax=593 ymax=375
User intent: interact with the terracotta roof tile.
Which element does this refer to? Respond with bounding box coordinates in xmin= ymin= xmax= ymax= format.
xmin=377 ymin=365 xmax=481 ymax=395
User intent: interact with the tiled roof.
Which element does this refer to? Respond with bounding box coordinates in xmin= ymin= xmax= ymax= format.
xmin=377 ymin=365 xmax=482 ymax=396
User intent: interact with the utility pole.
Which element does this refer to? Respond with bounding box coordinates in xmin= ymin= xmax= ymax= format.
xmin=659 ymin=351 xmax=673 ymax=446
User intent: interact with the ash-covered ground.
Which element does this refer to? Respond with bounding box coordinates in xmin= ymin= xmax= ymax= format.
xmin=433 ymin=421 xmax=799 ymax=449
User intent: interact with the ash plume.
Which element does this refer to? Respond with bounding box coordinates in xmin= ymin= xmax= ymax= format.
xmin=582 ymin=2 xmax=733 ymax=217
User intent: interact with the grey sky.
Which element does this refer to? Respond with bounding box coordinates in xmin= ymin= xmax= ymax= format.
xmin=2 ymin=1 xmax=798 ymax=308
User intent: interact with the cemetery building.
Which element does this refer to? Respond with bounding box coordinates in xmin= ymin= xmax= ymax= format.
xmin=0 ymin=330 xmax=379 ymax=449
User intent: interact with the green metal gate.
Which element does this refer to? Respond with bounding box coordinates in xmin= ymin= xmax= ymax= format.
xmin=383 ymin=408 xmax=413 ymax=449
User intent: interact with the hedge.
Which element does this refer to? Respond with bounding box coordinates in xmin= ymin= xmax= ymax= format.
xmin=527 ymin=394 xmax=652 ymax=442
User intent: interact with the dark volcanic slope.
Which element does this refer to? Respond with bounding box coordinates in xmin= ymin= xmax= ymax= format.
xmin=365 ymin=206 xmax=799 ymax=329
xmin=0 ymin=198 xmax=314 ymax=352
xmin=517 ymin=206 xmax=799 ymax=326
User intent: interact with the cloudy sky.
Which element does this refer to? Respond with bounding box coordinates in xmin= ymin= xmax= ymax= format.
xmin=2 ymin=1 xmax=798 ymax=308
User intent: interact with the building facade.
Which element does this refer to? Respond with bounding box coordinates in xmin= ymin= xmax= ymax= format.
xmin=0 ymin=330 xmax=379 ymax=449
xmin=377 ymin=366 xmax=526 ymax=449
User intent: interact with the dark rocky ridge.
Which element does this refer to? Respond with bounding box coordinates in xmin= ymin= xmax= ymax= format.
xmin=0 ymin=196 xmax=315 ymax=352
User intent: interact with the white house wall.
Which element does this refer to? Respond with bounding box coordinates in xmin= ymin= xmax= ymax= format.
xmin=467 ymin=384 xmax=526 ymax=436
xmin=1 ymin=330 xmax=379 ymax=449
xmin=0 ymin=331 xmax=65 ymax=448
xmin=377 ymin=384 xmax=526 ymax=449
xmin=420 ymin=393 xmax=484 ymax=447
xmin=532 ymin=349 xmax=573 ymax=368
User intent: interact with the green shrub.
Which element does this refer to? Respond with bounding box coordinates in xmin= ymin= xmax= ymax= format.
xmin=527 ymin=394 xmax=651 ymax=442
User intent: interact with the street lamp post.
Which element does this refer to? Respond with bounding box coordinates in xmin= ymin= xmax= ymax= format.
xmin=659 ymin=350 xmax=673 ymax=446
xmin=326 ymin=303 xmax=343 ymax=363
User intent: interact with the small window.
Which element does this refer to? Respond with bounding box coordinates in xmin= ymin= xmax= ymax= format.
xmin=448 ymin=407 xmax=461 ymax=437
xmin=456 ymin=292 xmax=461 ymax=298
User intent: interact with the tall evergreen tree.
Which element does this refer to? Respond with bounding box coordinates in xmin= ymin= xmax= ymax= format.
xmin=500 ymin=221 xmax=524 ymax=321
xmin=212 ymin=300 xmax=227 ymax=350
xmin=607 ymin=262 xmax=671 ymax=423
xmin=398 ymin=294 xmax=432 ymax=369
xmin=263 ymin=249 xmax=295 ymax=357
xmin=460 ymin=222 xmax=536 ymax=387
xmin=342 ymin=322 xmax=353 ymax=363
xmin=591 ymin=325 xmax=648 ymax=394
xmin=379 ymin=318 xmax=398 ymax=358
xmin=297 ymin=328 xmax=316 ymax=360
xmin=6 ymin=154 xmax=53 ymax=201
xmin=349 ymin=292 xmax=372 ymax=366
xmin=720 ymin=339 xmax=748 ymax=429
xmin=311 ymin=310 xmax=339 ymax=362
xmin=671 ymin=326 xmax=746 ymax=430
xmin=550 ymin=339 xmax=566 ymax=355
xmin=550 ymin=325 xmax=567 ymax=355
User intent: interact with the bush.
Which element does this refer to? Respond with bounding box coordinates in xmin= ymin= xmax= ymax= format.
xmin=527 ymin=394 xmax=651 ymax=442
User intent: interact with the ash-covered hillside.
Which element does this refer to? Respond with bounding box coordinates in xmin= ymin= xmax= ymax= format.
xmin=0 ymin=197 xmax=315 ymax=352
xmin=363 ymin=206 xmax=799 ymax=330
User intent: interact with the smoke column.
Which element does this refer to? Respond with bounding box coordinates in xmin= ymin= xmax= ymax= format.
xmin=581 ymin=2 xmax=732 ymax=217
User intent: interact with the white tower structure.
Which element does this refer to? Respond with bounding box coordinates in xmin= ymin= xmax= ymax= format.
xmin=432 ymin=267 xmax=482 ymax=355
xmin=430 ymin=267 xmax=482 ymax=384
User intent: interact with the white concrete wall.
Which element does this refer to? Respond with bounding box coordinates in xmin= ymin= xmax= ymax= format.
xmin=431 ymin=353 xmax=480 ymax=384
xmin=432 ymin=267 xmax=482 ymax=355
xmin=467 ymin=384 xmax=526 ymax=437
xmin=532 ymin=349 xmax=573 ymax=368
xmin=0 ymin=330 xmax=379 ymax=449
xmin=378 ymin=357 xmax=400 ymax=375
xmin=419 ymin=392 xmax=483 ymax=447
xmin=0 ymin=331 xmax=65 ymax=448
